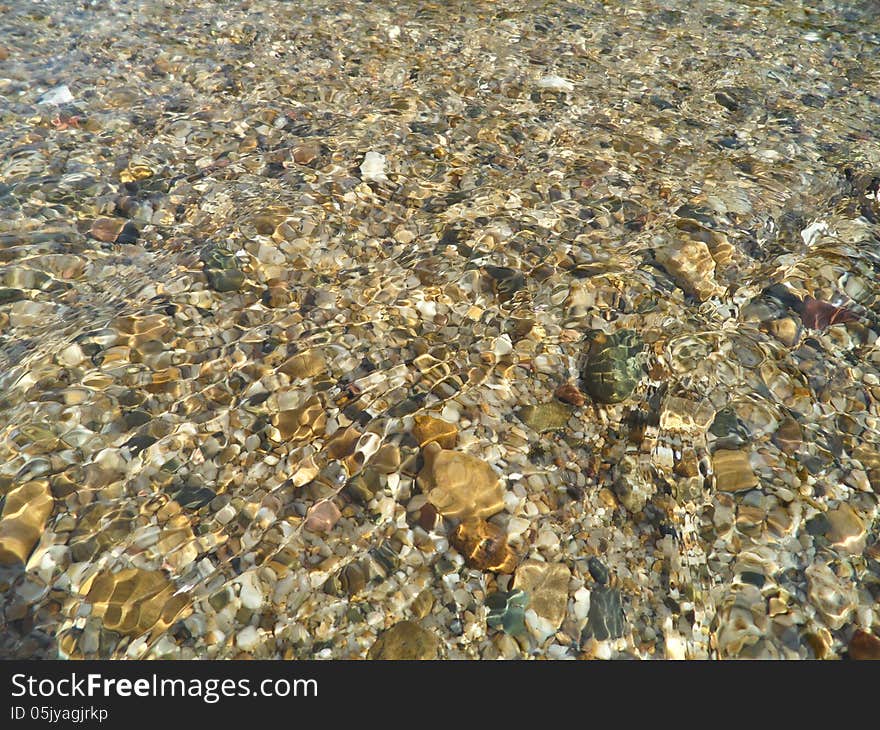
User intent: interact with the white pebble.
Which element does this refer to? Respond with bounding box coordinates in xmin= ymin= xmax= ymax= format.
xmin=525 ymin=609 xmax=556 ymax=642
xmin=537 ymin=74 xmax=574 ymax=92
xmin=215 ymin=504 xmax=236 ymax=525
xmin=238 ymin=572 xmax=264 ymax=611
xmin=506 ymin=516 xmax=530 ymax=539
xmin=59 ymin=343 xmax=85 ymax=367
xmin=573 ymin=587 xmax=591 ymax=621
xmin=236 ymin=626 xmax=261 ymax=652
xmin=37 ymin=84 xmax=74 ymax=105
xmin=360 ymin=151 xmax=389 ymax=182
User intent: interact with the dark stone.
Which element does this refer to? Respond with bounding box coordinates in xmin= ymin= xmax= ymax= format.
xmin=806 ymin=513 xmax=831 ymax=536
xmin=124 ymin=434 xmax=157 ymax=456
xmin=800 ymin=93 xmax=826 ymax=108
xmin=483 ymin=265 xmax=525 ymax=302
xmin=116 ymin=221 xmax=140 ymax=245
xmin=170 ymin=484 xmax=217 ymax=510
xmin=709 ymin=407 xmax=749 ymax=443
xmin=649 ymin=95 xmax=675 ymax=110
xmin=486 ymin=589 xmax=529 ymax=636
xmin=588 ymin=586 xmax=625 ymax=641
xmin=715 ymin=89 xmax=741 ymax=112
xmin=740 ymin=571 xmax=765 ymax=589
xmin=205 ymin=268 xmax=245 ymax=292
xmin=0 ymin=288 xmax=26 ymax=304
xmin=588 ymin=557 xmax=610 ymax=586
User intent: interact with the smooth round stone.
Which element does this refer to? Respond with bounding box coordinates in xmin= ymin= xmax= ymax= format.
xmin=824 ymin=503 xmax=866 ymax=554
xmin=486 ymin=589 xmax=529 ymax=636
xmin=367 ymin=621 xmax=439 ymax=660
xmin=450 ymin=518 xmax=516 ymax=573
xmin=0 ymin=480 xmax=54 ymax=566
xmin=580 ymin=329 xmax=644 ymax=404
xmin=772 ymin=418 xmax=803 ymax=455
xmin=278 ymin=349 xmax=326 ymax=380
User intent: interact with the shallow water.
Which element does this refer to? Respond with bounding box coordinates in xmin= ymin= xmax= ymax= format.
xmin=0 ymin=0 xmax=879 ymax=659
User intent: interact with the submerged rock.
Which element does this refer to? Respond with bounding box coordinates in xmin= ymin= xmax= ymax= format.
xmin=368 ymin=621 xmax=439 ymax=660
xmin=417 ymin=443 xmax=505 ymax=521
xmin=580 ymin=329 xmax=644 ymax=404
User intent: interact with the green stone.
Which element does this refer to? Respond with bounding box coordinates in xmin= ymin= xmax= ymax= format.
xmin=580 ymin=329 xmax=645 ymax=404
xmin=487 ymin=589 xmax=529 ymax=636
xmin=205 ymin=268 xmax=245 ymax=292
xmin=518 ymin=401 xmax=572 ymax=432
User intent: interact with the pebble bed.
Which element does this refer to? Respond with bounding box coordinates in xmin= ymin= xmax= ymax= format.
xmin=1 ymin=0 xmax=880 ymax=660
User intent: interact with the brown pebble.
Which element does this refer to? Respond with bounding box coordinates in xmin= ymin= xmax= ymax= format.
xmin=415 ymin=502 xmax=439 ymax=532
xmin=713 ymin=449 xmax=759 ymax=492
xmin=554 ymin=382 xmax=586 ymax=407
xmin=417 ymin=443 xmax=505 ymax=520
xmin=848 ymin=630 xmax=880 ymax=660
xmin=450 ymin=518 xmax=517 ymax=573
xmin=772 ymin=418 xmax=803 ymax=456
xmin=292 ymin=144 xmax=320 ymax=165
xmin=303 ymin=500 xmax=341 ymax=533
xmin=89 ymin=218 xmax=138 ymax=244
xmin=368 ymin=620 xmax=439 ymax=660
xmin=413 ymin=414 xmax=457 ymax=449
xmin=764 ymin=317 xmax=801 ymax=347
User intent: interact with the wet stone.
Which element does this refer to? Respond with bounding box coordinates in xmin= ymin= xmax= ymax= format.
xmin=486 ymin=589 xmax=529 ymax=637
xmin=413 ymin=414 xmax=458 ymax=449
xmin=587 ymin=586 xmax=625 ymax=641
xmin=824 ymin=504 xmax=866 ymax=554
xmin=773 ymin=418 xmax=803 ymax=456
xmin=554 ymin=382 xmax=586 ymax=407
xmin=417 ymin=443 xmax=505 ymax=521
xmin=806 ymin=562 xmax=857 ymax=631
xmin=713 ymin=449 xmax=759 ymax=493
xmin=205 ymin=268 xmax=245 ymax=293
xmin=89 ymin=218 xmax=139 ymax=244
xmin=367 ymin=620 xmax=439 ymax=660
xmin=201 ymin=245 xmax=245 ymax=292
xmin=580 ymin=329 xmax=644 ymax=404
xmin=169 ymin=484 xmax=216 ymax=510
xmin=278 ymin=350 xmax=326 ymax=380
xmin=83 ymin=568 xmax=190 ymax=638
xmin=655 ymin=237 xmax=723 ymax=301
xmin=848 ymin=630 xmax=880 ymax=660
xmin=514 ymin=560 xmax=570 ymax=630
xmin=588 ymin=557 xmax=610 ymax=586
xmin=450 ymin=518 xmax=517 ymax=574
xmin=517 ymin=401 xmax=572 ymax=433
xmin=0 ymin=480 xmax=54 ymax=566
xmin=483 ymin=265 xmax=525 ymax=303
xmin=304 ymin=500 xmax=341 ymax=533
xmin=0 ymin=288 xmax=26 ymax=305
